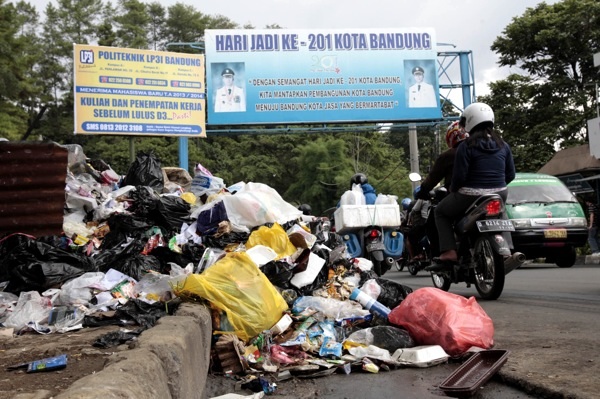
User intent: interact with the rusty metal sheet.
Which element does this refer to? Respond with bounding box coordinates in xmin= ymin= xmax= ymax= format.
xmin=0 ymin=142 xmax=68 ymax=237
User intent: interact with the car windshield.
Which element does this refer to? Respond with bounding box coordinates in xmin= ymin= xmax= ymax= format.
xmin=506 ymin=184 xmax=577 ymax=205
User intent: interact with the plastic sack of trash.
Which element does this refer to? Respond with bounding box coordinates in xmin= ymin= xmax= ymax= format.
xmin=388 ymin=287 xmax=494 ymax=357
xmin=175 ymin=252 xmax=288 ymax=342
xmin=220 ymin=182 xmax=303 ymax=232
xmin=3 ymin=291 xmax=52 ymax=330
xmin=121 ymin=151 xmax=164 ymax=192
xmin=346 ymin=325 xmax=414 ymax=352
xmin=190 ymin=163 xmax=225 ymax=198
xmin=245 ymin=223 xmax=297 ymax=260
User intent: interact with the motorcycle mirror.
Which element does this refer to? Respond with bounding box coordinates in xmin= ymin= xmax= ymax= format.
xmin=409 ymin=172 xmax=422 ymax=182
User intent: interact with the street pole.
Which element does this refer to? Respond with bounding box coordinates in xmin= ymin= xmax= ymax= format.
xmin=409 ymin=124 xmax=419 ymax=192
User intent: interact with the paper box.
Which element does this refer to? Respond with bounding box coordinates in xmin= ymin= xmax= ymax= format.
xmin=334 ymin=204 xmax=401 ymax=233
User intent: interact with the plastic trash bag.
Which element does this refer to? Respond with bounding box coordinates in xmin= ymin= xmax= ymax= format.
xmin=190 ymin=163 xmax=225 ymax=198
xmin=346 ymin=326 xmax=414 ymax=352
xmin=388 ymin=287 xmax=494 ymax=357
xmin=175 ymin=252 xmax=288 ymax=342
xmin=56 ymin=272 xmax=105 ymax=306
xmin=3 ymin=291 xmax=52 ymax=330
xmin=220 ymin=182 xmax=303 ymax=232
xmin=374 ymin=278 xmax=413 ymax=309
xmin=122 ymin=151 xmax=164 ymax=192
xmin=292 ymin=296 xmax=369 ymax=320
xmin=245 ymin=223 xmax=297 ymax=260
xmin=1 ymin=238 xmax=97 ymax=294
xmin=152 ymin=195 xmax=192 ymax=232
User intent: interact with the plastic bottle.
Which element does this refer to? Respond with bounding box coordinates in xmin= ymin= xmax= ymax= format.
xmin=349 ymin=288 xmax=391 ymax=318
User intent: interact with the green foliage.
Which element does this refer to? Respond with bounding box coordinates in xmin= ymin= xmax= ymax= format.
xmin=6 ymin=0 xmax=599 ymax=210
xmin=490 ymin=0 xmax=600 ymax=166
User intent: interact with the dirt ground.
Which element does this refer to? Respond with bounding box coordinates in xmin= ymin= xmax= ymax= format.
xmin=0 ymin=325 xmax=125 ymax=399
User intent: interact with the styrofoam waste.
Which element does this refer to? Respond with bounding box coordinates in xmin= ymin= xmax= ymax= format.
xmin=334 ymin=204 xmax=401 ymax=233
xmin=391 ymin=345 xmax=450 ymax=368
xmin=290 ymin=252 xmax=326 ymax=288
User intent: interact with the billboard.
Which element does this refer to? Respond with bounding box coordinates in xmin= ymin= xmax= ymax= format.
xmin=73 ymin=44 xmax=206 ymax=137
xmin=205 ymin=28 xmax=442 ymax=126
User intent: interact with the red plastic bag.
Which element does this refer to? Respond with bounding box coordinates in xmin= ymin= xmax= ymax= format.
xmin=388 ymin=287 xmax=494 ymax=356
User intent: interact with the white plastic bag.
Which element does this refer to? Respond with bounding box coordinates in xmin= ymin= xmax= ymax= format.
xmin=190 ymin=163 xmax=226 ymax=197
xmin=3 ymin=291 xmax=52 ymax=330
xmin=221 ymin=182 xmax=303 ymax=232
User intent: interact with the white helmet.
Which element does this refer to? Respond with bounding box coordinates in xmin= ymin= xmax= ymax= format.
xmin=461 ymin=102 xmax=494 ymax=133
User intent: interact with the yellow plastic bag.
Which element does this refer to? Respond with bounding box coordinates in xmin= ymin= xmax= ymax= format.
xmin=245 ymin=223 xmax=297 ymax=259
xmin=175 ymin=252 xmax=288 ymax=341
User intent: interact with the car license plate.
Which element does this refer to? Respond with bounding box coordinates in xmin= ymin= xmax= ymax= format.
xmin=476 ymin=220 xmax=515 ymax=232
xmin=366 ymin=242 xmax=384 ymax=252
xmin=544 ymin=229 xmax=567 ymax=239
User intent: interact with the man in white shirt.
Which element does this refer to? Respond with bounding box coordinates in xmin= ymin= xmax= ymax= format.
xmin=214 ymin=68 xmax=246 ymax=112
xmin=408 ymin=66 xmax=437 ymax=108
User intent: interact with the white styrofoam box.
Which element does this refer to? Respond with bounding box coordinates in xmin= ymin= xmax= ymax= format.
xmin=334 ymin=204 xmax=401 ymax=233
xmin=391 ymin=345 xmax=449 ymax=368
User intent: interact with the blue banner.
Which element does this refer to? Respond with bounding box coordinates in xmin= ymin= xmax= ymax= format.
xmin=205 ymin=28 xmax=441 ymax=125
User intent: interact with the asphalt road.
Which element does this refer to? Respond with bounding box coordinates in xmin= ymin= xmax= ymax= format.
xmin=207 ymin=262 xmax=600 ymax=398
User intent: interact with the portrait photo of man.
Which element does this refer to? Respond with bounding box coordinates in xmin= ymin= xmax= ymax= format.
xmin=214 ymin=66 xmax=246 ymax=113
xmin=407 ymin=64 xmax=437 ymax=108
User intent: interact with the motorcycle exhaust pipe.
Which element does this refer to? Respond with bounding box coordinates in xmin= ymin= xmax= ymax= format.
xmin=504 ymin=252 xmax=526 ymax=275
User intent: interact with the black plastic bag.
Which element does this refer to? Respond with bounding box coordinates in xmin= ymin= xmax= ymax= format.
xmin=113 ymin=253 xmax=163 ymax=281
xmin=150 ymin=245 xmax=202 ymax=273
xmin=116 ymin=298 xmax=179 ymax=328
xmin=375 ymin=278 xmax=413 ymax=309
xmin=151 ymin=195 xmax=191 ymax=232
xmin=1 ymin=236 xmax=97 ymax=294
xmin=260 ymin=260 xmax=295 ymax=288
xmin=94 ymin=240 xmax=146 ymax=273
xmin=122 ymin=151 xmax=164 ymax=192
xmin=347 ymin=325 xmax=414 ymax=352
xmin=93 ymin=329 xmax=143 ymax=348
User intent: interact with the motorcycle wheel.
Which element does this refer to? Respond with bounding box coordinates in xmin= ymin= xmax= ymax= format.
xmin=473 ymin=236 xmax=506 ymax=300
xmin=431 ymin=272 xmax=451 ymax=291
xmin=372 ymin=260 xmax=382 ymax=277
xmin=408 ymin=263 xmax=419 ymax=276
xmin=395 ymin=260 xmax=405 ymax=272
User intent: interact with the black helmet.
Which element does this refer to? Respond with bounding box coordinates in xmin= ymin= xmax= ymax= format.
xmin=350 ymin=173 xmax=368 ymax=186
xmin=298 ymin=204 xmax=312 ymax=216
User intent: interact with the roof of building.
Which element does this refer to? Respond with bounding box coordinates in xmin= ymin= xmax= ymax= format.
xmin=537 ymin=143 xmax=600 ymax=176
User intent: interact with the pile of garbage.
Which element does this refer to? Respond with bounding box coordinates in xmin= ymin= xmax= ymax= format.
xmin=0 ymin=144 xmax=496 ymax=394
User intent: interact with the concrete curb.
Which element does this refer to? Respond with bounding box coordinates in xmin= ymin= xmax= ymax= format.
xmin=582 ymin=255 xmax=600 ymax=265
xmin=54 ymin=303 xmax=212 ymax=399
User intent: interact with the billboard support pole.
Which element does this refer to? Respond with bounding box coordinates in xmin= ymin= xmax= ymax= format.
xmin=129 ymin=137 xmax=135 ymax=163
xmin=409 ymin=123 xmax=420 ymax=191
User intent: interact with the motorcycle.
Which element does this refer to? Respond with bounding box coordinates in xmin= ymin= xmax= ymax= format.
xmin=409 ymin=173 xmax=525 ymax=300
xmin=341 ymin=226 xmax=404 ymax=277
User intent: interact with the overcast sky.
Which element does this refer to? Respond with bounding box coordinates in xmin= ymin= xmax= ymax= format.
xmin=28 ymin=0 xmax=559 ymax=100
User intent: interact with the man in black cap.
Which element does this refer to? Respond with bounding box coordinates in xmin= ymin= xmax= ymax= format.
xmin=215 ymin=67 xmax=246 ymax=112
xmin=408 ymin=66 xmax=437 ymax=108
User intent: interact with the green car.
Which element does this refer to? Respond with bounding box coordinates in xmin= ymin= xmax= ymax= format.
xmin=506 ymin=173 xmax=588 ymax=268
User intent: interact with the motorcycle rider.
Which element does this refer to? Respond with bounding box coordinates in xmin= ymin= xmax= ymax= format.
xmin=417 ymin=121 xmax=469 ymax=198
xmin=351 ymin=173 xmax=377 ymax=204
xmin=431 ymin=102 xmax=516 ymax=266
xmin=415 ymin=121 xmax=469 ymax=258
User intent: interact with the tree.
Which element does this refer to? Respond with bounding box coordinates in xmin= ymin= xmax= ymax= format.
xmin=491 ymin=0 xmax=600 ymax=152
xmin=285 ymin=136 xmax=353 ymax=213
xmin=479 ymin=75 xmax=560 ymax=172
xmin=147 ymin=2 xmax=166 ymax=50
xmin=114 ymin=0 xmax=150 ymax=49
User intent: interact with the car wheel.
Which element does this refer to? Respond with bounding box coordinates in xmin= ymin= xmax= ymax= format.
xmin=555 ymin=247 xmax=576 ymax=268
